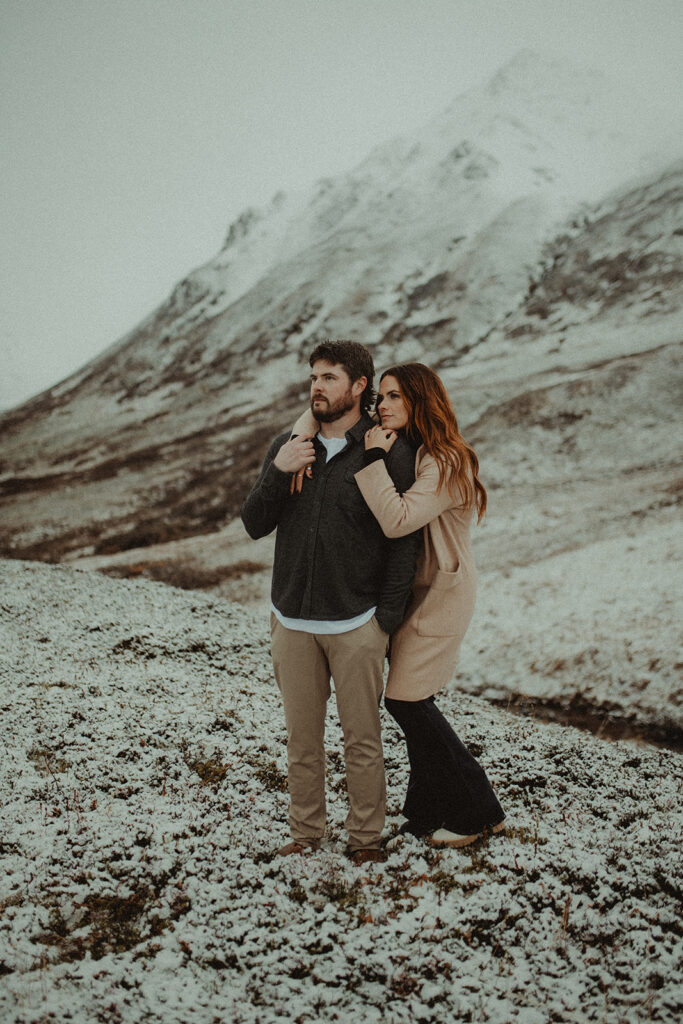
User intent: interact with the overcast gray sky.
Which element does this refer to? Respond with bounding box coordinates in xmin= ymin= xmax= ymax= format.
xmin=1 ymin=0 xmax=681 ymax=409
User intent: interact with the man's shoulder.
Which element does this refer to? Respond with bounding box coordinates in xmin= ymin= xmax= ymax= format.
xmin=387 ymin=434 xmax=416 ymax=467
xmin=386 ymin=435 xmax=417 ymax=489
xmin=266 ymin=430 xmax=292 ymax=455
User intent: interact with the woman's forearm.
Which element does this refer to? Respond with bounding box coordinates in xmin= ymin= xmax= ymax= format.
xmin=355 ymin=457 xmax=453 ymax=537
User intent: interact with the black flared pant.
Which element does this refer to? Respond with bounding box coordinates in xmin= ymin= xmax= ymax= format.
xmin=385 ymin=695 xmax=505 ymax=835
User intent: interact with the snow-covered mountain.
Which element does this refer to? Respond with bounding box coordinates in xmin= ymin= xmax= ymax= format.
xmin=0 ymin=52 xmax=681 ymax=740
xmin=2 ymin=52 xmax=681 ymax=1024
xmin=1 ymin=51 xmax=679 ymax=559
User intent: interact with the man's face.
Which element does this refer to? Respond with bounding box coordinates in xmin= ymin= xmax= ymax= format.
xmin=309 ymin=360 xmax=364 ymax=422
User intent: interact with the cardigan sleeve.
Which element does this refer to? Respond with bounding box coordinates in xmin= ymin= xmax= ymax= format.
xmin=354 ymin=454 xmax=455 ymax=537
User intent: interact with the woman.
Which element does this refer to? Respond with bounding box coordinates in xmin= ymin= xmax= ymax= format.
xmin=354 ymin=363 xmax=505 ymax=848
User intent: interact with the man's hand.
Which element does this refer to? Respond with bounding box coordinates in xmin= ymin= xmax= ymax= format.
xmin=364 ymin=425 xmax=397 ymax=452
xmin=274 ymin=435 xmax=316 ymax=473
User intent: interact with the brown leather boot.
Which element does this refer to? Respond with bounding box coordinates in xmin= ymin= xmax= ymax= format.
xmin=347 ymin=847 xmax=386 ymax=866
xmin=276 ymin=839 xmax=321 ymax=856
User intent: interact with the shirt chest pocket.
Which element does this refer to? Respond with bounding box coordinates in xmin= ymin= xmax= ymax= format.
xmin=338 ymin=469 xmax=372 ymax=513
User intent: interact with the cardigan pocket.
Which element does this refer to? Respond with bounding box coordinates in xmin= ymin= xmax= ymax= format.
xmin=415 ymin=566 xmax=464 ymax=637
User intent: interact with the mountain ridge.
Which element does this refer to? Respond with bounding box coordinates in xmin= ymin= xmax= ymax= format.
xmin=0 ymin=52 xmax=681 ymax=588
xmin=2 ymin=51 xmax=680 ymax=751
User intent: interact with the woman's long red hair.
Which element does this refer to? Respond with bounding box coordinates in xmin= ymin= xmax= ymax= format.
xmin=380 ymin=363 xmax=487 ymax=522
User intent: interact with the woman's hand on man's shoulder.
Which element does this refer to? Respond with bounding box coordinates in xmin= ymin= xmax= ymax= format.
xmin=364 ymin=424 xmax=397 ymax=452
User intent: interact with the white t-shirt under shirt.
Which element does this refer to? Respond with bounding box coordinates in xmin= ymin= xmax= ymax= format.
xmin=271 ymin=432 xmax=377 ymax=634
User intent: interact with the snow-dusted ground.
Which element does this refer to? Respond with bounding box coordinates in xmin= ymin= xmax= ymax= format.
xmin=2 ymin=560 xmax=681 ymax=1024
xmin=459 ymin=517 xmax=682 ymax=736
xmin=73 ymin=501 xmax=682 ymax=743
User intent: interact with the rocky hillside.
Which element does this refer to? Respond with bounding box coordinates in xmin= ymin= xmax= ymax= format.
xmin=1 ymin=53 xmax=680 ymax=745
xmin=0 ymin=51 xmax=680 ymax=566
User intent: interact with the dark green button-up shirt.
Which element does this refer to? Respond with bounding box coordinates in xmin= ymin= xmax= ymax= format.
xmin=241 ymin=413 xmax=421 ymax=634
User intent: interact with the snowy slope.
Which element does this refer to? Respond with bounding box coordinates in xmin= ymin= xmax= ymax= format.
xmin=0 ymin=51 xmax=681 ymax=743
xmin=0 ymin=56 xmax=680 ymax=563
xmin=1 ymin=560 xmax=681 ymax=1024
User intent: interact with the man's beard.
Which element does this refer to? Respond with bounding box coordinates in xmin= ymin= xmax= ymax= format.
xmin=310 ymin=389 xmax=357 ymax=423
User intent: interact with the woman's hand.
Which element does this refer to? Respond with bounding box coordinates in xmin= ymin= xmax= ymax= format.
xmin=274 ymin=435 xmax=316 ymax=473
xmin=364 ymin=424 xmax=397 ymax=452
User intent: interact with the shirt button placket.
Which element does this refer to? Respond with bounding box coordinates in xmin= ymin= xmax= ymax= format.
xmin=302 ymin=465 xmax=325 ymax=617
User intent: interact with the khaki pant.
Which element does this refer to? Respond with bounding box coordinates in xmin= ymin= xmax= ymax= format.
xmin=270 ymin=614 xmax=389 ymax=851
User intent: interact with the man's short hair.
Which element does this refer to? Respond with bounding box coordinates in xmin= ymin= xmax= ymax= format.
xmin=308 ymin=340 xmax=375 ymax=413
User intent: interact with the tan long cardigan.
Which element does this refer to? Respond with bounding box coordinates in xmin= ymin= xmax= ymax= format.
xmin=354 ymin=447 xmax=477 ymax=700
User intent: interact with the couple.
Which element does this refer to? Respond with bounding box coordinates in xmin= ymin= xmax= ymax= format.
xmin=241 ymin=340 xmax=505 ymax=865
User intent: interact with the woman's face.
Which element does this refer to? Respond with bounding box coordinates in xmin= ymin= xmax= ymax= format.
xmin=376 ymin=375 xmax=409 ymax=430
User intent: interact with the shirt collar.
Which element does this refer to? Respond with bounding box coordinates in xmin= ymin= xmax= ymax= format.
xmin=313 ymin=412 xmax=373 ymax=449
xmin=346 ymin=412 xmax=375 ymax=444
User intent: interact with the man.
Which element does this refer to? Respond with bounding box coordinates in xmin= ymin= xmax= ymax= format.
xmin=241 ymin=340 xmax=420 ymax=864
